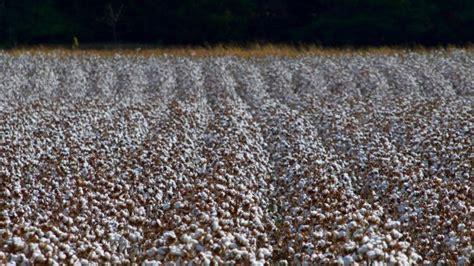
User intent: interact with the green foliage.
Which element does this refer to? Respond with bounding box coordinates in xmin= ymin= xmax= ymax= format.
xmin=0 ymin=0 xmax=472 ymax=47
xmin=2 ymin=0 xmax=75 ymax=45
xmin=72 ymin=36 xmax=79 ymax=49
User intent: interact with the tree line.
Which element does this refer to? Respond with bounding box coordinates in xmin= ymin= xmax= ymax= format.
xmin=0 ymin=0 xmax=473 ymax=47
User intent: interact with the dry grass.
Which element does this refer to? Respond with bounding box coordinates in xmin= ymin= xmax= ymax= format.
xmin=3 ymin=44 xmax=473 ymax=58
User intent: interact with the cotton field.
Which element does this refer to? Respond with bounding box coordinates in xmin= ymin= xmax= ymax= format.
xmin=0 ymin=49 xmax=472 ymax=265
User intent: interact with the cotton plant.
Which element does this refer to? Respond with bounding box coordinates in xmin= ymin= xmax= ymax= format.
xmin=0 ymin=49 xmax=472 ymax=265
xmin=227 ymin=59 xmax=270 ymax=109
xmin=88 ymin=57 xmax=117 ymax=101
xmin=260 ymin=58 xmax=296 ymax=106
xmin=289 ymin=58 xmax=328 ymax=106
xmin=201 ymin=57 xmax=241 ymax=108
xmin=142 ymin=57 xmax=176 ymax=103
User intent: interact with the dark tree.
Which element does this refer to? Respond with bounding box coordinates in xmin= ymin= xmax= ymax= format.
xmin=1 ymin=0 xmax=473 ymax=47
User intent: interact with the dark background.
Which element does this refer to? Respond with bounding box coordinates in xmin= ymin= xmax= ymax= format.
xmin=0 ymin=0 xmax=473 ymax=48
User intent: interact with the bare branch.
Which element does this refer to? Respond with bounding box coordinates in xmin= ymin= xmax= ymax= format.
xmin=104 ymin=3 xmax=124 ymax=27
xmin=101 ymin=3 xmax=125 ymax=42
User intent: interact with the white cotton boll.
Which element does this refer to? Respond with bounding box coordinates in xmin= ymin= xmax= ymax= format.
xmin=446 ymin=236 xmax=459 ymax=251
xmin=195 ymin=244 xmax=205 ymax=252
xmin=143 ymin=260 xmax=160 ymax=266
xmin=357 ymin=243 xmax=373 ymax=255
xmin=110 ymin=255 xmax=120 ymax=264
xmin=180 ymin=234 xmax=197 ymax=245
xmin=347 ymin=221 xmax=358 ymax=230
xmin=169 ymin=245 xmax=183 ymax=256
xmin=367 ymin=248 xmax=384 ymax=260
xmin=385 ymin=220 xmax=401 ymax=230
xmin=410 ymin=251 xmax=422 ymax=263
xmin=391 ymin=229 xmax=403 ymax=240
xmin=368 ymin=215 xmax=381 ymax=224
xmin=313 ymin=230 xmax=324 ymax=239
xmin=336 ymin=257 xmax=345 ymax=265
xmin=8 ymin=254 xmax=27 ymax=264
xmin=193 ymin=228 xmax=205 ymax=239
xmin=343 ymin=241 xmax=356 ymax=252
xmin=10 ymin=237 xmax=25 ymax=251
xmin=396 ymin=251 xmax=409 ymax=263
xmin=456 ymin=256 xmax=469 ymax=266
xmin=398 ymin=241 xmax=410 ymax=250
xmin=258 ymin=248 xmax=271 ymax=259
xmin=367 ymin=250 xmax=378 ymax=260
xmin=212 ymin=219 xmax=220 ymax=231
xmin=58 ymin=251 xmax=67 ymax=261
xmin=174 ymin=201 xmax=183 ymax=209
xmin=118 ymin=236 xmax=130 ymax=252
xmin=239 ymin=219 xmax=250 ymax=227
xmin=250 ymin=258 xmax=265 ymax=266
xmin=156 ymin=247 xmax=168 ymax=255
xmin=342 ymin=255 xmax=354 ymax=265
xmin=32 ymin=248 xmax=46 ymax=262
xmin=163 ymin=231 xmax=177 ymax=242
xmin=336 ymin=230 xmax=347 ymax=240
xmin=224 ymin=240 xmax=237 ymax=249
xmin=146 ymin=247 xmax=158 ymax=256
xmin=236 ymin=234 xmax=250 ymax=246
xmin=129 ymin=232 xmax=140 ymax=242
xmin=49 ymin=258 xmax=60 ymax=266
xmin=362 ymin=236 xmax=370 ymax=244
